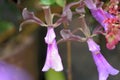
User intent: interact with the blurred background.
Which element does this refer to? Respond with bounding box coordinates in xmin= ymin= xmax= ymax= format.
xmin=0 ymin=0 xmax=120 ymax=80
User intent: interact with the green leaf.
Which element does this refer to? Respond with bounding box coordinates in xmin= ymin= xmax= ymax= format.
xmin=45 ymin=69 xmax=65 ymax=80
xmin=0 ymin=21 xmax=14 ymax=33
xmin=40 ymin=0 xmax=56 ymax=5
xmin=56 ymin=0 xmax=66 ymax=7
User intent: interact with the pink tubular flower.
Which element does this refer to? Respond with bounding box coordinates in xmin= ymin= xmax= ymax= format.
xmin=42 ymin=27 xmax=63 ymax=71
xmin=87 ymin=38 xmax=119 ymax=80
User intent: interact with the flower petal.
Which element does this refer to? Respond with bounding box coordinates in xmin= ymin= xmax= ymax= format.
xmin=90 ymin=9 xmax=108 ymax=31
xmin=98 ymin=53 xmax=119 ymax=75
xmin=42 ymin=40 xmax=63 ymax=71
xmin=22 ymin=8 xmax=46 ymax=26
xmin=50 ymin=40 xmax=63 ymax=71
xmin=45 ymin=27 xmax=56 ymax=44
xmin=89 ymin=8 xmax=114 ymax=31
xmin=84 ymin=0 xmax=96 ymax=9
xmin=87 ymin=38 xmax=100 ymax=52
xmin=92 ymin=53 xmax=119 ymax=80
xmin=60 ymin=29 xmax=73 ymax=39
xmin=87 ymin=38 xmax=119 ymax=80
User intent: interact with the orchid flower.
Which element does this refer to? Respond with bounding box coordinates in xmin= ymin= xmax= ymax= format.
xmin=20 ymin=7 xmax=63 ymax=71
xmin=84 ymin=0 xmax=120 ymax=50
xmin=21 ymin=2 xmax=82 ymax=71
xmin=87 ymin=38 xmax=119 ymax=80
xmin=42 ymin=27 xmax=63 ymax=71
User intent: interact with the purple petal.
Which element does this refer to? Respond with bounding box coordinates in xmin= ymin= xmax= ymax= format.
xmin=64 ymin=8 xmax=72 ymax=21
xmin=42 ymin=40 xmax=63 ymax=71
xmin=90 ymin=9 xmax=108 ymax=31
xmin=84 ymin=0 xmax=96 ymax=9
xmin=45 ymin=27 xmax=56 ymax=44
xmin=53 ymin=16 xmax=67 ymax=27
xmin=98 ymin=67 xmax=108 ymax=80
xmin=22 ymin=8 xmax=46 ymax=26
xmin=22 ymin=8 xmax=34 ymax=20
xmin=60 ymin=29 xmax=85 ymax=42
xmin=60 ymin=29 xmax=73 ymax=39
xmin=97 ymin=53 xmax=119 ymax=75
xmin=53 ymin=1 xmax=81 ymax=27
xmin=62 ymin=1 xmax=81 ymax=21
xmin=0 ymin=61 xmax=33 ymax=80
xmin=92 ymin=53 xmax=119 ymax=80
xmin=84 ymin=0 xmax=114 ymax=31
xmin=87 ymin=38 xmax=100 ymax=52
xmin=87 ymin=38 xmax=119 ymax=80
xmin=90 ymin=8 xmax=114 ymax=31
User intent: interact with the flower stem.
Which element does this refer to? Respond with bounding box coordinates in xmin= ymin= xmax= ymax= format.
xmin=63 ymin=23 xmax=72 ymax=80
xmin=67 ymin=41 xmax=72 ymax=80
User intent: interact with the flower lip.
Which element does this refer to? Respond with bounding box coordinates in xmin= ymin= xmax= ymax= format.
xmin=92 ymin=53 xmax=119 ymax=80
xmin=87 ymin=38 xmax=100 ymax=52
xmin=42 ymin=40 xmax=63 ymax=72
xmin=87 ymin=38 xmax=119 ymax=80
xmin=45 ymin=27 xmax=56 ymax=44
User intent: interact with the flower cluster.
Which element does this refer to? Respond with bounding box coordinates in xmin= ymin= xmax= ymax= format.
xmin=20 ymin=0 xmax=120 ymax=80
xmin=20 ymin=1 xmax=81 ymax=72
xmin=84 ymin=0 xmax=120 ymax=49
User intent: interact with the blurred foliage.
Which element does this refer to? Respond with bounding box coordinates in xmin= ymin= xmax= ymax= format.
xmin=45 ymin=69 xmax=65 ymax=80
xmin=0 ymin=21 xmax=15 ymax=43
xmin=0 ymin=0 xmax=21 ymax=26
xmin=0 ymin=21 xmax=14 ymax=33
xmin=40 ymin=0 xmax=56 ymax=6
xmin=56 ymin=0 xmax=66 ymax=7
xmin=66 ymin=0 xmax=78 ymax=3
xmin=39 ymin=0 xmax=66 ymax=7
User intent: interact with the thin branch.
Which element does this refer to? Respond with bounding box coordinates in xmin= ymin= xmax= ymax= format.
xmin=67 ymin=41 xmax=72 ymax=80
xmin=63 ymin=23 xmax=72 ymax=80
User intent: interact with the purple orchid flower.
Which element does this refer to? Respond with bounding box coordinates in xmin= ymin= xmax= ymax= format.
xmin=20 ymin=8 xmax=63 ymax=72
xmin=0 ymin=61 xmax=33 ymax=80
xmin=42 ymin=27 xmax=63 ymax=71
xmin=87 ymin=38 xmax=119 ymax=80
